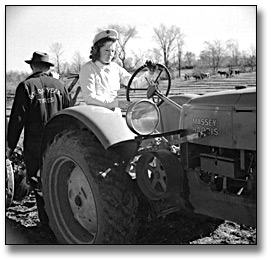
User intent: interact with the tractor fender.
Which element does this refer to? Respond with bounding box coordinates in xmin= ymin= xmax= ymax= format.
xmin=41 ymin=105 xmax=136 ymax=152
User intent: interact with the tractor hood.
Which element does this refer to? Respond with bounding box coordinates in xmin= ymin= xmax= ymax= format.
xmin=180 ymin=87 xmax=256 ymax=150
xmin=185 ymin=87 xmax=256 ymax=108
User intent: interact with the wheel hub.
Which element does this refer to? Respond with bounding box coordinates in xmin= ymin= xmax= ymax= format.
xmin=67 ymin=166 xmax=97 ymax=235
xmin=136 ymin=150 xmax=182 ymax=200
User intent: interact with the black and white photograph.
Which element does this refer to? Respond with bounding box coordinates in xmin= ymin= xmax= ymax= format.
xmin=4 ymin=4 xmax=260 ymax=250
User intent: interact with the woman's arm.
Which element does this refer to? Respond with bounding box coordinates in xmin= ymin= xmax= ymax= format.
xmin=118 ymin=65 xmax=154 ymax=89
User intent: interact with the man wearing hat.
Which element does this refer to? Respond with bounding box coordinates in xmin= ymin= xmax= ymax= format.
xmin=79 ymin=29 xmax=156 ymax=111
xmin=6 ymin=51 xmax=70 ymax=224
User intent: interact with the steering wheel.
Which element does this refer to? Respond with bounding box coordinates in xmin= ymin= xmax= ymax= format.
xmin=126 ymin=63 xmax=171 ymax=106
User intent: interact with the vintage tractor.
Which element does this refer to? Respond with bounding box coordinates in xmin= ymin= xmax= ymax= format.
xmin=40 ymin=63 xmax=256 ymax=244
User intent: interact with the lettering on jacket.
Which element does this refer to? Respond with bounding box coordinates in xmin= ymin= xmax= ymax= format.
xmin=29 ymin=87 xmax=62 ymax=103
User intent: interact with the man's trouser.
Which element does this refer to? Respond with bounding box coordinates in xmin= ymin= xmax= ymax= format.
xmin=24 ymin=147 xmax=49 ymax=225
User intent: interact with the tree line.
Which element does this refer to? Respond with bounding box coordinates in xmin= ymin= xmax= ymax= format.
xmin=7 ymin=23 xmax=256 ymax=79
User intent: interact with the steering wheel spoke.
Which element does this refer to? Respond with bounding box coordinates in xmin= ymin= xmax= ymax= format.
xmin=126 ymin=63 xmax=171 ymax=106
xmin=129 ymin=87 xmax=148 ymax=91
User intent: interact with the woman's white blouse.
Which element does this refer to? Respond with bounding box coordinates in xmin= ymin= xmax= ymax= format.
xmin=79 ymin=60 xmax=151 ymax=106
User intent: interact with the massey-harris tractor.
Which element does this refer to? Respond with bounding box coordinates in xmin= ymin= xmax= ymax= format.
xmin=39 ymin=63 xmax=256 ymax=244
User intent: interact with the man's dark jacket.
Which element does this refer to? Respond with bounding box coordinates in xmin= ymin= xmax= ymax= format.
xmin=7 ymin=72 xmax=70 ymax=159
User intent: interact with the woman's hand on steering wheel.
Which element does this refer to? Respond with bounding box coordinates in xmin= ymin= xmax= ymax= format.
xmin=145 ymin=60 xmax=157 ymax=75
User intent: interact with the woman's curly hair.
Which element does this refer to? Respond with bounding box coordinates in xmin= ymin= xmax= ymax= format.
xmin=89 ymin=37 xmax=118 ymax=62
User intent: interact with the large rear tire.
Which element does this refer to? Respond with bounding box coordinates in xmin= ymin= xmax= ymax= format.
xmin=42 ymin=130 xmax=138 ymax=244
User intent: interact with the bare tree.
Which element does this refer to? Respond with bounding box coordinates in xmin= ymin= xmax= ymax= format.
xmin=153 ymin=24 xmax=184 ymax=69
xmin=150 ymin=48 xmax=163 ymax=64
xmin=62 ymin=62 xmax=71 ymax=77
xmin=176 ymin=38 xmax=185 ymax=77
xmin=184 ymin=51 xmax=196 ymax=68
xmin=98 ymin=24 xmax=138 ymax=69
xmin=200 ymin=40 xmax=227 ymax=72
xmin=247 ymin=45 xmax=256 ymax=71
xmin=226 ymin=39 xmax=240 ymax=68
xmin=49 ymin=42 xmax=64 ymax=74
xmin=249 ymin=44 xmax=256 ymax=57
xmin=199 ymin=50 xmax=213 ymax=69
xmin=71 ymin=51 xmax=85 ymax=73
xmin=124 ymin=51 xmax=145 ymax=72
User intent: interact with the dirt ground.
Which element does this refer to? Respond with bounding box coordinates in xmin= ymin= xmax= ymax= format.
xmin=5 ymin=141 xmax=256 ymax=245
xmin=5 ymin=192 xmax=256 ymax=245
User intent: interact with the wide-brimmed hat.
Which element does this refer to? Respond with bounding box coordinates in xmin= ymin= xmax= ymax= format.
xmin=93 ymin=29 xmax=119 ymax=45
xmin=25 ymin=51 xmax=54 ymax=67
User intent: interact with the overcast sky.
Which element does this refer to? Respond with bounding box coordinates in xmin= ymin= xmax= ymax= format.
xmin=6 ymin=5 xmax=256 ymax=72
